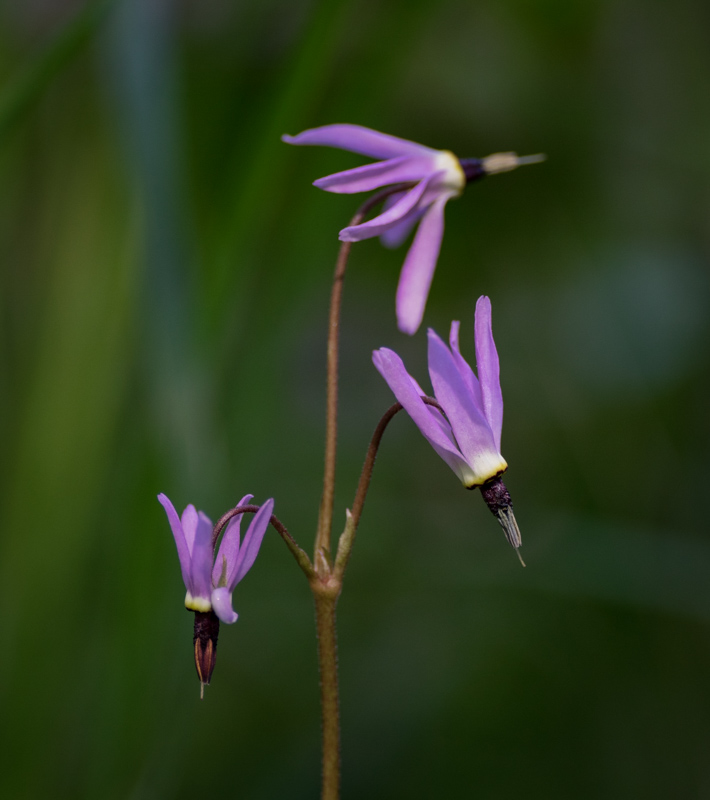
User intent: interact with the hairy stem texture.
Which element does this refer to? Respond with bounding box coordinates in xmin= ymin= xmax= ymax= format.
xmin=314 ymin=590 xmax=340 ymax=800
xmin=314 ymin=184 xmax=416 ymax=561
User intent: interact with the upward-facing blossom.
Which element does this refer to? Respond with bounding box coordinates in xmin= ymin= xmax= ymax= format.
xmin=283 ymin=123 xmax=543 ymax=335
xmin=373 ymin=296 xmax=522 ymax=558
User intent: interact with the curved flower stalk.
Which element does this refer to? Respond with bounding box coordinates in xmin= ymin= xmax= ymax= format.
xmin=158 ymin=493 xmax=274 ymax=690
xmin=283 ymin=123 xmax=543 ymax=334
xmin=373 ymin=296 xmax=523 ymax=561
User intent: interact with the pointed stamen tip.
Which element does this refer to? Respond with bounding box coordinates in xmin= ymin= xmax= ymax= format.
xmin=200 ymin=682 xmax=205 ymax=700
xmin=480 ymin=478 xmax=525 ymax=561
xmin=517 ymin=153 xmax=547 ymax=166
xmin=497 ymin=505 xmax=522 ymax=550
xmin=482 ymin=152 xmax=546 ymax=175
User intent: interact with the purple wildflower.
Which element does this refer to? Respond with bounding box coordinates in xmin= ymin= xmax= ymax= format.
xmin=283 ymin=123 xmax=543 ymax=335
xmin=373 ymin=296 xmax=523 ymax=558
xmin=158 ymin=493 xmax=274 ymax=623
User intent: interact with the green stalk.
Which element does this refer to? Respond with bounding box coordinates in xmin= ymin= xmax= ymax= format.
xmin=313 ymin=586 xmax=341 ymax=800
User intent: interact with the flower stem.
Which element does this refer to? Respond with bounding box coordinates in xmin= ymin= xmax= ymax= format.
xmin=211 ymin=505 xmax=314 ymax=578
xmin=314 ymin=183 xmax=416 ymax=562
xmin=313 ymin=585 xmax=341 ymax=800
xmin=333 ymin=397 xmax=442 ymax=579
xmin=311 ymin=182 xmax=417 ymax=800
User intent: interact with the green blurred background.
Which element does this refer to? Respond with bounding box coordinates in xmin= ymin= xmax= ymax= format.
xmin=1 ymin=0 xmax=709 ymax=797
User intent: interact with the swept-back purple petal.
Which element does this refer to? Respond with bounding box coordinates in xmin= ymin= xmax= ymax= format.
xmin=427 ymin=330 xmax=499 ymax=465
xmin=189 ymin=511 xmax=214 ymax=601
xmin=338 ymin=177 xmax=431 ymax=242
xmin=180 ymin=504 xmax=198 ymax=555
xmin=449 ymin=321 xmax=483 ymax=412
xmin=395 ymin=193 xmax=449 ymax=335
xmin=231 ymin=498 xmax=274 ymax=588
xmin=372 ymin=348 xmax=474 ymax=480
xmin=158 ymin=493 xmax=191 ymax=590
xmin=380 ymin=199 xmax=425 ymax=249
xmin=211 ymin=586 xmax=238 ymax=625
xmin=373 ymin=349 xmax=455 ymax=447
xmin=282 ymin=124 xmax=434 ymax=160
xmin=313 ymin=155 xmax=433 ymax=194
xmin=212 ymin=494 xmax=253 ymax=587
xmin=474 ymin=296 xmax=504 ymax=450
xmin=405 ymin=368 xmax=453 ymax=436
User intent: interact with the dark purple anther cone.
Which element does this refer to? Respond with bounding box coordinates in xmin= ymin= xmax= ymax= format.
xmin=480 ymin=474 xmax=512 ymax=514
xmin=193 ymin=610 xmax=220 ymax=690
xmin=459 ymin=158 xmax=486 ymax=183
xmin=480 ymin=476 xmax=524 ymax=564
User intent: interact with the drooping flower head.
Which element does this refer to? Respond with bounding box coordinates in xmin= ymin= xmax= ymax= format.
xmin=283 ymin=123 xmax=543 ymax=335
xmin=373 ymin=296 xmax=506 ymax=487
xmin=158 ymin=493 xmax=274 ymax=688
xmin=373 ymin=296 xmax=523 ymax=560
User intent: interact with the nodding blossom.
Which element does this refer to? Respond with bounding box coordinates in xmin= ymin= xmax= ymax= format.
xmin=283 ymin=123 xmax=543 ymax=335
xmin=373 ymin=296 xmax=523 ymax=561
xmin=158 ymin=493 xmax=274 ymax=688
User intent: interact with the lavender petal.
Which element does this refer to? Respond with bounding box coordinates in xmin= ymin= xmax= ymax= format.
xmin=427 ymin=329 xmax=500 ymax=467
xmin=157 ymin=493 xmax=192 ymax=591
xmin=395 ymin=193 xmax=449 ymax=335
xmin=230 ymin=498 xmax=274 ymax=588
xmin=474 ymin=296 xmax=504 ymax=450
xmin=211 ymin=586 xmax=239 ymax=624
xmin=189 ymin=511 xmax=215 ymax=602
xmin=380 ymin=197 xmax=425 ymax=249
xmin=180 ymin=504 xmax=199 ymax=555
xmin=314 ymin=155 xmax=433 ymax=194
xmin=282 ymin=124 xmax=434 ymax=160
xmin=449 ymin=320 xmax=483 ymax=412
xmin=372 ymin=348 xmax=474 ymax=480
xmin=338 ymin=178 xmax=431 ymax=242
xmin=212 ymin=494 xmax=253 ymax=587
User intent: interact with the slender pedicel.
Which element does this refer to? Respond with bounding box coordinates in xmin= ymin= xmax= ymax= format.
xmin=212 ymin=503 xmax=314 ymax=578
xmin=334 ymin=398 xmax=444 ymax=579
xmin=315 ymin=184 xmax=417 ymax=567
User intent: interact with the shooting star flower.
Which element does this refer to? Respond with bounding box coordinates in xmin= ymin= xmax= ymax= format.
xmin=373 ymin=295 xmax=524 ymax=562
xmin=283 ymin=123 xmax=543 ymax=334
xmin=158 ymin=493 xmax=274 ymax=690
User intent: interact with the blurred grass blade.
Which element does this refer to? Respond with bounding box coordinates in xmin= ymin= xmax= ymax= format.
xmin=207 ymin=0 xmax=353 ymax=319
xmin=0 ymin=0 xmax=117 ymax=142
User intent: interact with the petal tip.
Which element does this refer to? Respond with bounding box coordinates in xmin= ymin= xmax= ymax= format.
xmin=211 ymin=587 xmax=239 ymax=624
xmin=158 ymin=493 xmax=177 ymax=515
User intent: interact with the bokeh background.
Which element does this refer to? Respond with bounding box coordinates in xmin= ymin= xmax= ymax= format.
xmin=1 ymin=0 xmax=709 ymax=797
